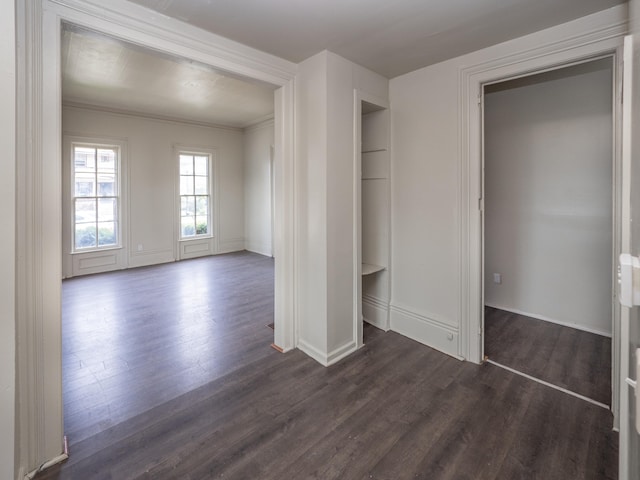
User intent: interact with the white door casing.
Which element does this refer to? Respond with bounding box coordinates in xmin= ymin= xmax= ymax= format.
xmin=460 ymin=23 xmax=626 ymax=424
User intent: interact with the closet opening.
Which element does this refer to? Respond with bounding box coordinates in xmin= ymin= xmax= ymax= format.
xmin=482 ymin=57 xmax=615 ymax=408
xmin=354 ymin=95 xmax=391 ymax=348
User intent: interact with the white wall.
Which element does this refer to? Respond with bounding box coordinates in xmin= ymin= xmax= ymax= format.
xmin=389 ymin=6 xmax=626 ymax=358
xmin=1 ymin=1 xmax=15 ymax=478
xmin=484 ymin=60 xmax=613 ymax=336
xmin=244 ymin=119 xmax=274 ymax=256
xmin=627 ymin=0 xmax=640 ymax=476
xmin=62 ymin=105 xmax=245 ymax=276
xmin=296 ymin=50 xmax=388 ymax=364
xmin=295 ymin=52 xmax=329 ymax=358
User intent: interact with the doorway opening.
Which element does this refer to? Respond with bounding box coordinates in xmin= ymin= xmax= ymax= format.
xmin=481 ymin=57 xmax=615 ymax=408
xmin=59 ymin=20 xmax=282 ymax=456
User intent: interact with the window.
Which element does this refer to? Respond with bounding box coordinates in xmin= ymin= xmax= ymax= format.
xmin=72 ymin=144 xmax=120 ymax=251
xmin=179 ymin=153 xmax=211 ymax=239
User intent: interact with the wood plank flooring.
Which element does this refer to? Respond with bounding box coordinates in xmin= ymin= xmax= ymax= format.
xmin=62 ymin=251 xmax=275 ymax=444
xmin=39 ymin=253 xmax=617 ymax=479
xmin=484 ymin=306 xmax=612 ymax=406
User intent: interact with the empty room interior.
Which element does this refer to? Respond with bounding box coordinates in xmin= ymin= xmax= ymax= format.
xmin=6 ymin=1 xmax=640 ymax=480
xmin=483 ymin=58 xmax=615 ymax=408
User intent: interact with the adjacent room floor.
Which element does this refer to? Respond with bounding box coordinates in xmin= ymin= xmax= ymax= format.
xmin=42 ymin=253 xmax=617 ymax=479
xmin=484 ymin=306 xmax=612 ymax=406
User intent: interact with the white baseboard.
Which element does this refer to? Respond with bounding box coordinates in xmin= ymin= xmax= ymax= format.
xmin=363 ymin=294 xmax=390 ymax=331
xmin=297 ymin=338 xmax=358 ymax=367
xmin=327 ymin=340 xmax=359 ymax=365
xmin=484 ymin=303 xmax=612 ymax=338
xmin=24 ymin=452 xmax=68 ymax=480
xmin=390 ymin=304 xmax=462 ymax=360
xmin=245 ymin=241 xmax=272 ymax=257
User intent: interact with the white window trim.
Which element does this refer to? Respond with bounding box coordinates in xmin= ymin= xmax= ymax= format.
xmin=70 ymin=140 xmax=123 ymax=253
xmin=62 ymin=135 xmax=128 ymax=277
xmin=174 ymin=145 xmax=218 ymax=259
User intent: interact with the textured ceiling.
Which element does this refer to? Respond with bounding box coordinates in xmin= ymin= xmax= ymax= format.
xmin=127 ymin=0 xmax=627 ymax=78
xmin=61 ymin=25 xmax=276 ymax=128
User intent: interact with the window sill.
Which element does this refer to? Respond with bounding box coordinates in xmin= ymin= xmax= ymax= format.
xmin=179 ymin=235 xmax=214 ymax=242
xmin=70 ymin=245 xmax=123 ymax=255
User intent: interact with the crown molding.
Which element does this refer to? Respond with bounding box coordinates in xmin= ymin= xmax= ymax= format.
xmin=45 ymin=0 xmax=297 ymax=86
xmin=62 ymin=100 xmax=245 ymax=132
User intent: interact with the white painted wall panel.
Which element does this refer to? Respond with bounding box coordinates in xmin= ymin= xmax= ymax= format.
xmin=390 ymin=59 xmax=460 ymax=330
xmin=627 ymin=0 xmax=640 ymax=476
xmin=244 ymin=120 xmax=274 ymax=256
xmin=295 ymin=52 xmax=329 ymax=358
xmin=62 ymin=106 xmax=244 ymax=275
xmin=484 ymin=61 xmax=613 ymax=335
xmin=326 ymin=51 xmax=358 ymax=354
xmin=362 ymin=110 xmax=388 ymax=152
xmin=0 ymin=0 xmax=15 ymax=477
xmin=362 ymin=151 xmax=388 ymax=179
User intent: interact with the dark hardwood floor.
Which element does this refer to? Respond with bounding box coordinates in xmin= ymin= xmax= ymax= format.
xmin=62 ymin=251 xmax=275 ymax=444
xmin=484 ymin=306 xmax=612 ymax=406
xmin=39 ymin=253 xmax=617 ymax=479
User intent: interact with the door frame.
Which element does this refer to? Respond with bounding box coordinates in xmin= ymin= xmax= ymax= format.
xmin=480 ymin=52 xmax=618 ymax=390
xmin=16 ymin=0 xmax=297 ymax=474
xmin=459 ymin=28 xmax=627 ymax=425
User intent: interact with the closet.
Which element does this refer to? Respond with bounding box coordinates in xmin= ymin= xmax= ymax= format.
xmin=359 ymin=101 xmax=390 ymax=331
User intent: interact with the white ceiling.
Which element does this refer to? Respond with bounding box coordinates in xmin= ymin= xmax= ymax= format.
xmin=127 ymin=0 xmax=626 ymax=78
xmin=61 ymin=25 xmax=276 ymax=128
xmin=63 ymin=0 xmax=625 ymax=127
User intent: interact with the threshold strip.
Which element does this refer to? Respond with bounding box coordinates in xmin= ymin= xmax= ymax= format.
xmin=486 ymin=359 xmax=610 ymax=410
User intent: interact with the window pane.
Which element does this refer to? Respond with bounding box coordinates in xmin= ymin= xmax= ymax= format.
xmin=196 ymin=216 xmax=208 ymax=235
xmin=97 ymin=173 xmax=116 ymax=196
xmin=75 ymin=198 xmax=96 ymax=224
xmin=194 ymin=156 xmax=208 ymax=176
xmin=194 ymin=176 xmax=208 ymax=194
xmin=196 ymin=196 xmax=208 ymax=216
xmin=75 ymin=224 xmax=96 ymax=249
xmin=97 ymin=149 xmax=116 ymax=173
xmin=179 ymin=155 xmax=194 ymax=175
xmin=72 ymin=142 xmax=121 ymax=252
xmin=181 ymin=216 xmax=196 ymax=237
xmin=97 ymin=222 xmax=117 ymax=247
xmin=75 ymin=176 xmax=95 ymax=197
xmin=181 ymin=196 xmax=195 ymax=217
xmin=98 ymin=198 xmax=116 ymax=222
xmin=74 ymin=147 xmax=95 ymax=172
xmin=180 ymin=176 xmax=194 ymax=195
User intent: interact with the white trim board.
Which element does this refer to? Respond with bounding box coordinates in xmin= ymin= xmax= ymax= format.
xmin=390 ymin=304 xmax=462 ymax=360
xmin=297 ymin=339 xmax=359 ymax=367
xmin=363 ymin=294 xmax=390 ymax=331
xmin=486 ymin=359 xmax=610 ymax=410
xmin=484 ymin=304 xmax=613 ymax=338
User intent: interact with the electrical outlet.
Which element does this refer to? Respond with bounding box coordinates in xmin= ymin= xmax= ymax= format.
xmin=493 ymin=273 xmax=502 ymax=284
xmin=137 ymin=244 xmax=143 ymax=252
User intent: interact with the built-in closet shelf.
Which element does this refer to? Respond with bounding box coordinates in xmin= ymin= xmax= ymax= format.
xmin=362 ymin=263 xmax=385 ymax=276
xmin=362 ymin=148 xmax=387 ymax=154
